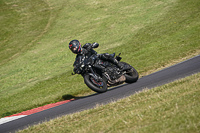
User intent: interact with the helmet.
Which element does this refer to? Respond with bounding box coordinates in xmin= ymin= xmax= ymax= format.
xmin=69 ymin=40 xmax=82 ymax=54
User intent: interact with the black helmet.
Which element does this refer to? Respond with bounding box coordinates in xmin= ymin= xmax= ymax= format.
xmin=69 ymin=40 xmax=82 ymax=54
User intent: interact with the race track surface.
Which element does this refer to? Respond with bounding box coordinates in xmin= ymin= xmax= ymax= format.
xmin=0 ymin=55 xmax=200 ymax=133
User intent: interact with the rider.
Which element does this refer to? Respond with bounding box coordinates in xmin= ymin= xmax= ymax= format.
xmin=69 ymin=39 xmax=123 ymax=74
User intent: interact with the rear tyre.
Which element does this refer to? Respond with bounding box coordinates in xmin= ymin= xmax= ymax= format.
xmin=121 ymin=62 xmax=139 ymax=83
xmin=84 ymin=74 xmax=107 ymax=93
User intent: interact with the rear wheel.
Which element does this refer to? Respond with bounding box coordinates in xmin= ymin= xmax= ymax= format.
xmin=84 ymin=74 xmax=107 ymax=93
xmin=121 ymin=62 xmax=139 ymax=83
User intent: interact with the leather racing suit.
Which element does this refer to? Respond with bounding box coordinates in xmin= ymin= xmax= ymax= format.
xmin=73 ymin=43 xmax=122 ymax=74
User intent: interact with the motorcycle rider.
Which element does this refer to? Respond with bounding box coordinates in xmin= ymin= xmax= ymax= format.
xmin=69 ymin=39 xmax=123 ymax=74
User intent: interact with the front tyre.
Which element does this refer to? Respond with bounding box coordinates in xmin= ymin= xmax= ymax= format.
xmin=121 ymin=62 xmax=139 ymax=83
xmin=84 ymin=74 xmax=107 ymax=93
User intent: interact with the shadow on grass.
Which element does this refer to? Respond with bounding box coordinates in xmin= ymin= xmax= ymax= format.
xmin=61 ymin=93 xmax=98 ymax=101
xmin=61 ymin=83 xmax=129 ymax=101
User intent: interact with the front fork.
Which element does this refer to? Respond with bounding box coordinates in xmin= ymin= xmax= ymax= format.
xmin=88 ymin=65 xmax=103 ymax=82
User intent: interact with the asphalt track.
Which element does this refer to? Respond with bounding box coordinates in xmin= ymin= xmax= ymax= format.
xmin=0 ymin=55 xmax=200 ymax=133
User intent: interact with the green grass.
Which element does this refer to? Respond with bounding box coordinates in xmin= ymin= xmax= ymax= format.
xmin=18 ymin=73 xmax=200 ymax=133
xmin=0 ymin=0 xmax=51 ymax=64
xmin=0 ymin=0 xmax=200 ymax=118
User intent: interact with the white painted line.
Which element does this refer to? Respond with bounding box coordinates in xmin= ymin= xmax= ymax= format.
xmin=0 ymin=115 xmax=27 ymax=125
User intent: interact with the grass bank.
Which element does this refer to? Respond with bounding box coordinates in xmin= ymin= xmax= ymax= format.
xmin=19 ymin=73 xmax=200 ymax=133
xmin=0 ymin=0 xmax=200 ymax=117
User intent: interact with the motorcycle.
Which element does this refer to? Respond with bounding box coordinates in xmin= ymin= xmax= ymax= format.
xmin=72 ymin=53 xmax=139 ymax=93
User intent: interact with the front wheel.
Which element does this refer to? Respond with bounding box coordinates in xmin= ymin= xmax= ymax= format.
xmin=120 ymin=62 xmax=139 ymax=83
xmin=84 ymin=74 xmax=107 ymax=93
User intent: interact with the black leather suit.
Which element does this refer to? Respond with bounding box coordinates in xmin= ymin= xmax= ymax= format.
xmin=73 ymin=43 xmax=120 ymax=74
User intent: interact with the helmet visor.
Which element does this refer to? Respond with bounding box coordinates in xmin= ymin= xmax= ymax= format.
xmin=71 ymin=47 xmax=77 ymax=53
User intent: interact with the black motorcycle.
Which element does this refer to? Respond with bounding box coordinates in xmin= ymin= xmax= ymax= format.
xmin=73 ymin=53 xmax=139 ymax=93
